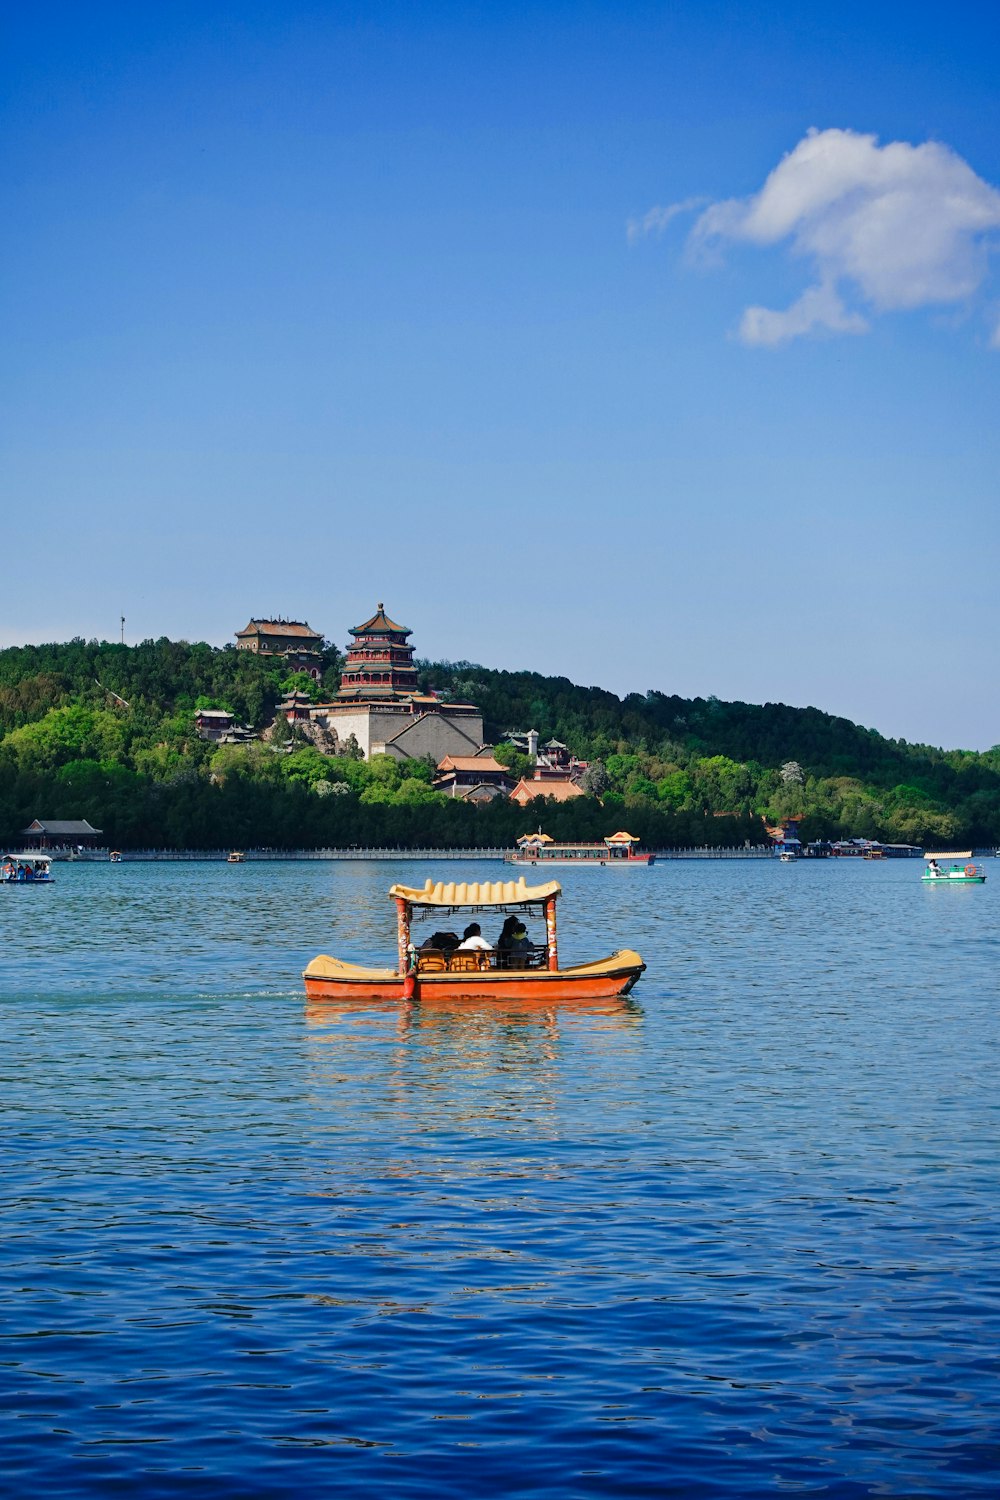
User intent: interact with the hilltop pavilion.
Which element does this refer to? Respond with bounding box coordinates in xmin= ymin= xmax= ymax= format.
xmin=234 ymin=617 xmax=325 ymax=681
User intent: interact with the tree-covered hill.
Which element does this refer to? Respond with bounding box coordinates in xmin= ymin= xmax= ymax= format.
xmin=1 ymin=637 xmax=997 ymax=849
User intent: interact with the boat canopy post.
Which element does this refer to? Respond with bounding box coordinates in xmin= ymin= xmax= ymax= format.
xmin=545 ymin=894 xmax=558 ymax=971
xmin=395 ymin=897 xmax=411 ymax=975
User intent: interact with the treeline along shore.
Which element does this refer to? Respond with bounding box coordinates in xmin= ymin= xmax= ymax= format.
xmin=1 ymin=636 xmax=999 ymax=850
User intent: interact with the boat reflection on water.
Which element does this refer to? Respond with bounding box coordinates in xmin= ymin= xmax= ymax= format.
xmin=304 ymin=993 xmax=643 ymax=1036
xmin=303 ymin=993 xmax=643 ymax=1129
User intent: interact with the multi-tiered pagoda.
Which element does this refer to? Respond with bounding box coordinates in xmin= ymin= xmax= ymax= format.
xmin=336 ymin=604 xmax=420 ymax=701
xmin=307 ymin=603 xmax=485 ymax=761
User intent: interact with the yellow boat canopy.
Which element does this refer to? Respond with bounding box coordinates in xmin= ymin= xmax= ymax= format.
xmin=388 ymin=876 xmax=561 ymax=909
xmin=924 ymin=851 xmax=973 ymax=860
xmin=605 ymin=831 xmax=639 ymax=844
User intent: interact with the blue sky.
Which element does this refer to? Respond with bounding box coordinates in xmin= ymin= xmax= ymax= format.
xmin=3 ymin=1 xmax=999 ymax=748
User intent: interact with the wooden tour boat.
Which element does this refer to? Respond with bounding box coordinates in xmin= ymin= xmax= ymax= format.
xmin=303 ymin=876 xmax=645 ymax=1002
xmin=1 ymin=853 xmax=54 ymax=884
xmin=922 ymin=852 xmax=987 ymax=885
xmin=505 ymin=830 xmax=655 ymax=867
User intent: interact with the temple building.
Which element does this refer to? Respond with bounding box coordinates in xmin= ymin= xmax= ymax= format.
xmin=433 ymin=754 xmax=514 ymax=803
xmin=309 ymin=604 xmax=484 ymax=761
xmin=194 ymin=707 xmax=255 ymax=745
xmin=509 ymin=776 xmax=586 ymax=807
xmin=336 ymin=603 xmax=420 ymax=700
xmin=21 ymin=818 xmax=104 ymax=849
xmin=235 ymin=618 xmax=325 ymax=681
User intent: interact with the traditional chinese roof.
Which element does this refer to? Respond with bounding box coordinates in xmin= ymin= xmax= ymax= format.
xmin=436 ymin=755 xmax=509 ymax=774
xmin=509 ymin=777 xmax=585 ymax=803
xmin=389 ymin=877 xmax=560 ymax=909
xmin=349 ymin=603 xmax=411 ymax=637
xmin=236 ymin=619 xmax=322 ymax=641
xmin=21 ymin=819 xmax=103 ymax=836
xmin=604 ymin=831 xmax=639 ymax=844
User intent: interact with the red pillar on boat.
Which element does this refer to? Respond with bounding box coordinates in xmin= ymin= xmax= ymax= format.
xmin=545 ymin=895 xmax=558 ymax=971
xmin=395 ymin=897 xmax=411 ymax=975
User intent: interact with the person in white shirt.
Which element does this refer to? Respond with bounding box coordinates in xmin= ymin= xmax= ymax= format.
xmin=456 ymin=922 xmax=491 ymax=952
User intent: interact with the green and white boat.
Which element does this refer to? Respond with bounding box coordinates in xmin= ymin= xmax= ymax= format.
xmin=922 ymin=852 xmax=987 ymax=884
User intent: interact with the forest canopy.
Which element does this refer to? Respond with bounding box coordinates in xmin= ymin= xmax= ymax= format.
xmin=1 ymin=637 xmax=997 ymax=849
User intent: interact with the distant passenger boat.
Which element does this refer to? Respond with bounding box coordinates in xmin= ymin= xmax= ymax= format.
xmin=109 ymin=850 xmax=122 ymax=863
xmin=227 ymin=851 xmax=246 ymax=864
xmin=505 ymin=831 xmax=655 ymax=867
xmin=1 ymin=854 xmax=54 ymax=884
xmin=922 ymin=853 xmax=986 ymax=884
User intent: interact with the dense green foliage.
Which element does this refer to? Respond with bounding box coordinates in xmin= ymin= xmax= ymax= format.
xmin=1 ymin=637 xmax=998 ymax=848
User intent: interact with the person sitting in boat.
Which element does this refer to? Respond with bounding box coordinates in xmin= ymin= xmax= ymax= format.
xmin=506 ymin=922 xmax=534 ymax=969
xmin=457 ymin=922 xmax=492 ymax=954
xmin=495 ymin=915 xmax=520 ymax=967
xmin=421 ymin=930 xmax=460 ymax=957
xmin=927 ymin=858 xmax=941 ymax=877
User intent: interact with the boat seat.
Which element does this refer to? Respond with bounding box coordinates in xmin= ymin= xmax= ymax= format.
xmin=449 ymin=950 xmax=490 ymax=973
xmin=418 ymin=949 xmax=448 ymax=972
xmin=507 ymin=945 xmax=547 ymax=970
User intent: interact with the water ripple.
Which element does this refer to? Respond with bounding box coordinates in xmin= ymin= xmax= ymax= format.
xmin=2 ymin=859 xmax=999 ymax=1495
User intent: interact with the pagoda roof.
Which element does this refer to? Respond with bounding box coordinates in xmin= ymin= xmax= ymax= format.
xmin=236 ymin=619 xmax=322 ymax=640
xmin=349 ymin=603 xmax=411 ymax=637
xmin=338 ymin=663 xmax=413 ymax=675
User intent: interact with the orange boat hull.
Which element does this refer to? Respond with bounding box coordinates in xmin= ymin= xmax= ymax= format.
xmin=302 ymin=950 xmax=645 ymax=1002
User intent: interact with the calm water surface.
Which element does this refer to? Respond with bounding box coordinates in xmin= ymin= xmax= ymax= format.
xmin=2 ymin=858 xmax=999 ymax=1497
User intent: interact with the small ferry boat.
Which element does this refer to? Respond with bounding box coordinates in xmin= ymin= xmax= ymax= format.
xmin=1 ymin=854 xmax=54 ymax=884
xmin=922 ymin=853 xmax=987 ymax=884
xmin=303 ymin=876 xmax=645 ymax=1002
xmin=109 ymin=850 xmax=122 ymax=863
xmin=505 ymin=831 xmax=655 ymax=867
xmin=227 ymin=851 xmax=245 ymax=864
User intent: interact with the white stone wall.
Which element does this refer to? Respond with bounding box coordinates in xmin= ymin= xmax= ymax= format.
xmin=312 ymin=705 xmax=415 ymax=759
xmin=311 ymin=704 xmax=484 ymax=762
xmin=375 ymin=711 xmax=484 ymax=763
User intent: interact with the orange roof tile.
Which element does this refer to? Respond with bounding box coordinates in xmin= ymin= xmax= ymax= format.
xmin=509 ymin=777 xmax=586 ymax=804
xmin=349 ymin=602 xmax=410 ymax=637
xmin=237 ymin=619 xmax=322 ymax=640
xmin=437 ymin=756 xmax=509 ymax=774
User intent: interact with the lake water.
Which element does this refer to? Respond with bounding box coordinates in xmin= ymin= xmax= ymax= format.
xmin=2 ymin=857 xmax=999 ymax=1497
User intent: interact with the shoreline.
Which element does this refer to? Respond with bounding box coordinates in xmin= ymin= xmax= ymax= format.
xmin=18 ymin=844 xmax=780 ymax=862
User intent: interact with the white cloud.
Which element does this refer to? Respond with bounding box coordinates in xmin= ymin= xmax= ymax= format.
xmin=738 ymin=282 xmax=868 ymax=346
xmin=626 ymin=197 xmax=704 ymax=245
xmin=676 ymin=128 xmax=1000 ymax=344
